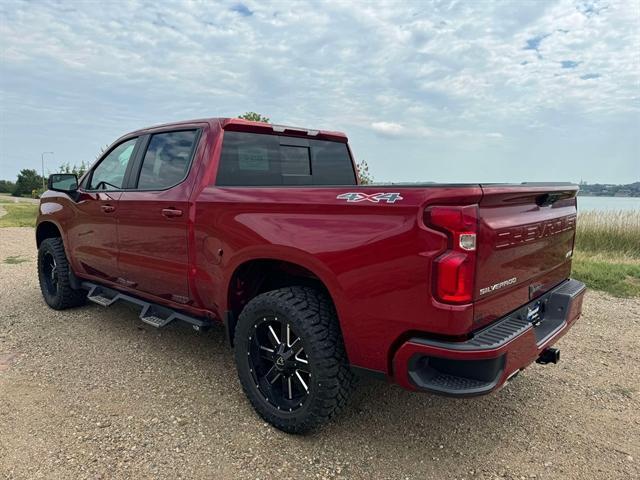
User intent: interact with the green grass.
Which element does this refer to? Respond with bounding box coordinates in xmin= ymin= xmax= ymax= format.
xmin=0 ymin=201 xmax=38 ymax=227
xmin=3 ymin=255 xmax=30 ymax=264
xmin=571 ymin=254 xmax=640 ymax=297
xmin=572 ymin=210 xmax=640 ymax=297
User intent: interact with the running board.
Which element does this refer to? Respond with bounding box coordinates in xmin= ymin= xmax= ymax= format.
xmin=83 ymin=282 xmax=211 ymax=331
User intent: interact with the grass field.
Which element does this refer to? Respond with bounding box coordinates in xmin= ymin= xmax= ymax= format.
xmin=574 ymin=210 xmax=640 ymax=258
xmin=0 ymin=197 xmax=637 ymax=297
xmin=0 ymin=197 xmax=38 ymax=228
xmin=572 ymin=209 xmax=640 ymax=297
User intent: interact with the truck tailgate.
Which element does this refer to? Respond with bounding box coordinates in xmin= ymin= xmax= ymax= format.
xmin=473 ymin=184 xmax=578 ymax=327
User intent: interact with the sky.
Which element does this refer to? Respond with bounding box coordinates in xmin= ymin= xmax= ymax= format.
xmin=1 ymin=0 xmax=639 ymax=184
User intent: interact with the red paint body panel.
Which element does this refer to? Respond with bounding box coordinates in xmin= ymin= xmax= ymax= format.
xmin=64 ymin=191 xmax=121 ymax=281
xmin=117 ymin=189 xmax=191 ymax=300
xmin=36 ymin=117 xmax=583 ymax=389
xmin=473 ymin=189 xmax=577 ymax=328
xmin=192 ymin=184 xmax=483 ymax=371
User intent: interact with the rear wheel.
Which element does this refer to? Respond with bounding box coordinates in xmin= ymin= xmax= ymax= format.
xmin=234 ymin=287 xmax=355 ymax=434
xmin=38 ymin=237 xmax=85 ymax=309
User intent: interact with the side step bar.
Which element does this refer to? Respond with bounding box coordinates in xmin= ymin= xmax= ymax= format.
xmin=83 ymin=282 xmax=212 ymax=331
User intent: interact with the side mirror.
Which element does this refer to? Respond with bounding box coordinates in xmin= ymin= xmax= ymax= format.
xmin=48 ymin=173 xmax=78 ymax=193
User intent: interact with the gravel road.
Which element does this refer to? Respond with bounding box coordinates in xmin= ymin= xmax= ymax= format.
xmin=1 ymin=227 xmax=638 ymax=479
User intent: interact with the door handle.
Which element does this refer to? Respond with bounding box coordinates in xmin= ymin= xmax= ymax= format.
xmin=162 ymin=208 xmax=183 ymax=218
xmin=101 ymin=204 xmax=116 ymax=213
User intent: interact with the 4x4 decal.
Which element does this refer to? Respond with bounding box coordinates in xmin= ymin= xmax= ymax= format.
xmin=336 ymin=192 xmax=404 ymax=203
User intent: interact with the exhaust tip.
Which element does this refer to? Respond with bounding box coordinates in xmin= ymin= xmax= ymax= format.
xmin=536 ymin=347 xmax=560 ymax=365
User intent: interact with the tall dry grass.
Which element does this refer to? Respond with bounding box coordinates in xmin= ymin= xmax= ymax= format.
xmin=575 ymin=209 xmax=640 ymax=258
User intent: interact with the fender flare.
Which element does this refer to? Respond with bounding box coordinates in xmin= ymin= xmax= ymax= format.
xmin=223 ymin=245 xmax=346 ymax=320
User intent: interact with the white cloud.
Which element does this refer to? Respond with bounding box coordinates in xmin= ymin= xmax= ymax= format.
xmin=370 ymin=121 xmax=504 ymax=140
xmin=1 ymin=0 xmax=637 ymax=125
xmin=0 ymin=0 xmax=637 ymax=183
xmin=371 ymin=121 xmax=405 ymax=136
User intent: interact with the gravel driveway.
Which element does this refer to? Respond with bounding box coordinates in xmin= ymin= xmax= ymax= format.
xmin=1 ymin=227 xmax=638 ymax=479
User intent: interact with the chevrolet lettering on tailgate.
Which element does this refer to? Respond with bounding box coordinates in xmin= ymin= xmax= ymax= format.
xmin=495 ymin=215 xmax=576 ymax=249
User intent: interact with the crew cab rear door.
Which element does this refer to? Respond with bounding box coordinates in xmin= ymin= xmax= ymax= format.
xmin=474 ymin=184 xmax=578 ymax=327
xmin=116 ymin=127 xmax=202 ymax=304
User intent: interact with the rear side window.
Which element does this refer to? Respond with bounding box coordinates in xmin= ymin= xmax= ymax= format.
xmin=137 ymin=130 xmax=198 ymax=190
xmin=216 ymin=131 xmax=356 ymax=186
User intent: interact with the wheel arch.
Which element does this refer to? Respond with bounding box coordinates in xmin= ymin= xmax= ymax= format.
xmin=224 ymin=254 xmax=345 ymax=347
xmin=36 ymin=220 xmax=63 ymax=248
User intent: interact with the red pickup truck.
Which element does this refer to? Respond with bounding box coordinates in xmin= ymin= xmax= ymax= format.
xmin=37 ymin=117 xmax=586 ymax=433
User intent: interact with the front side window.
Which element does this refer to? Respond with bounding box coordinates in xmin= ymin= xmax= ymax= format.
xmin=89 ymin=138 xmax=137 ymax=190
xmin=136 ymin=130 xmax=198 ymax=190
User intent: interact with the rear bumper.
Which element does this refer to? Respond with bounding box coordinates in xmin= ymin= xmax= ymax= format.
xmin=392 ymin=279 xmax=586 ymax=396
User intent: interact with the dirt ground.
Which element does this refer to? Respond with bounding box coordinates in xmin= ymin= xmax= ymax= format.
xmin=1 ymin=227 xmax=638 ymax=480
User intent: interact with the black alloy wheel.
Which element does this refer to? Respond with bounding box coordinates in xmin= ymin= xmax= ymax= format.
xmin=41 ymin=251 xmax=59 ymax=296
xmin=247 ymin=315 xmax=311 ymax=412
xmin=234 ymin=287 xmax=355 ymax=433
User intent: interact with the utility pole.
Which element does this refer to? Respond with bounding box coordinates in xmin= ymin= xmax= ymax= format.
xmin=41 ymin=151 xmax=54 ymax=190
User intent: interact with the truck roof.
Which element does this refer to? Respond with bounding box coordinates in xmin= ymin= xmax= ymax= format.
xmin=127 ymin=117 xmax=348 ymax=142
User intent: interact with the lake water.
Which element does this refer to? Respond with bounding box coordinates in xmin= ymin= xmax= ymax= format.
xmin=577 ymin=196 xmax=640 ymax=212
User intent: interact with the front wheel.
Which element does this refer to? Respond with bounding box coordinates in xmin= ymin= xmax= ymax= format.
xmin=234 ymin=287 xmax=355 ymax=434
xmin=38 ymin=237 xmax=86 ymax=310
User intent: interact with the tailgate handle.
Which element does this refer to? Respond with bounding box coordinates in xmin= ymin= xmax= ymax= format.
xmin=536 ymin=193 xmax=562 ymax=207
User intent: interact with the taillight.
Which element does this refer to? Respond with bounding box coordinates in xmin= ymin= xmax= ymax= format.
xmin=425 ymin=205 xmax=478 ymax=304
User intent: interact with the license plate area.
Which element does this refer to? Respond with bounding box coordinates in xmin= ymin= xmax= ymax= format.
xmin=512 ymin=281 xmax=580 ymax=345
xmin=526 ymin=301 xmax=543 ymax=326
xmin=528 ymin=280 xmax=585 ymax=345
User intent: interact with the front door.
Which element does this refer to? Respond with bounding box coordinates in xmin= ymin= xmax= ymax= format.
xmin=116 ymin=129 xmax=200 ymax=304
xmin=67 ymin=137 xmax=138 ymax=281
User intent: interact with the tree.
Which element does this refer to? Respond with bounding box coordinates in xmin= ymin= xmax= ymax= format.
xmin=74 ymin=161 xmax=88 ymax=177
xmin=13 ymin=169 xmax=43 ymax=197
xmin=59 ymin=161 xmax=88 ymax=177
xmin=238 ymin=112 xmax=270 ymax=123
xmin=0 ymin=179 xmax=16 ymax=194
xmin=355 ymin=160 xmax=374 ymax=185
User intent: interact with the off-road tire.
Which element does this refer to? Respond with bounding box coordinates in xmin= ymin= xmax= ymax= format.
xmin=38 ymin=237 xmax=86 ymax=310
xmin=234 ymin=287 xmax=356 ymax=434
